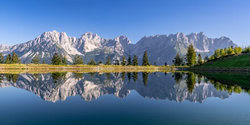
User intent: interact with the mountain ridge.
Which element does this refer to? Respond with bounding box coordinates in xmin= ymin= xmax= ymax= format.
xmin=0 ymin=31 xmax=237 ymax=64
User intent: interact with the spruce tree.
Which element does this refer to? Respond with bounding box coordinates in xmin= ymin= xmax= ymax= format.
xmin=5 ymin=54 xmax=12 ymax=64
xmin=88 ymin=59 xmax=96 ymax=65
xmin=62 ymin=56 xmax=67 ymax=65
xmin=11 ymin=52 xmax=20 ymax=64
xmin=51 ymin=53 xmax=62 ymax=65
xmin=73 ymin=55 xmax=83 ymax=65
xmin=42 ymin=59 xmax=46 ymax=64
xmin=142 ymin=51 xmax=149 ymax=66
xmin=186 ymin=44 xmax=196 ymax=66
xmin=173 ymin=53 xmax=183 ymax=66
xmin=31 ymin=55 xmax=40 ymax=64
xmin=105 ymin=57 xmax=111 ymax=65
xmin=197 ymin=54 xmax=203 ymax=65
xmin=121 ymin=56 xmax=126 ymax=66
xmin=132 ymin=55 xmax=138 ymax=66
xmin=127 ymin=55 xmax=132 ymax=65
xmin=0 ymin=53 xmax=4 ymax=64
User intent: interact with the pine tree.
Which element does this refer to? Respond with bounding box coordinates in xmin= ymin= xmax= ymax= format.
xmin=62 ymin=56 xmax=67 ymax=65
xmin=5 ymin=54 xmax=12 ymax=64
xmin=88 ymin=59 xmax=96 ymax=65
xmin=51 ymin=53 xmax=62 ymax=65
xmin=186 ymin=44 xmax=196 ymax=66
xmin=197 ymin=54 xmax=203 ymax=65
xmin=73 ymin=55 xmax=83 ymax=65
xmin=0 ymin=53 xmax=4 ymax=64
xmin=132 ymin=55 xmax=138 ymax=66
xmin=42 ymin=59 xmax=46 ymax=64
xmin=11 ymin=52 xmax=20 ymax=64
xmin=31 ymin=55 xmax=40 ymax=64
xmin=142 ymin=51 xmax=149 ymax=66
xmin=127 ymin=55 xmax=132 ymax=65
xmin=105 ymin=57 xmax=111 ymax=65
xmin=173 ymin=53 xmax=183 ymax=66
xmin=121 ymin=56 xmax=126 ymax=66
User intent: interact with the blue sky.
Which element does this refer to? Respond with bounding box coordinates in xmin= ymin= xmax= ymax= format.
xmin=0 ymin=0 xmax=250 ymax=46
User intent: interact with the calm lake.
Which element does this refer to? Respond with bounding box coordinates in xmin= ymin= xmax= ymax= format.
xmin=0 ymin=72 xmax=249 ymax=125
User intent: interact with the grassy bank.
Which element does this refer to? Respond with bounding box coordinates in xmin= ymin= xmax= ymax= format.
xmin=0 ymin=64 xmax=188 ymax=74
xmin=191 ymin=53 xmax=250 ymax=72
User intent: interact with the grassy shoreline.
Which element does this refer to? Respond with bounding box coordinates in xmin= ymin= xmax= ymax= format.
xmin=0 ymin=64 xmax=188 ymax=73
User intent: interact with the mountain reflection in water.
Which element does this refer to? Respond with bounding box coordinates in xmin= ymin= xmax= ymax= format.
xmin=0 ymin=72 xmax=247 ymax=103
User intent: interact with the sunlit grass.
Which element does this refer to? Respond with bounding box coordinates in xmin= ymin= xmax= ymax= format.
xmin=0 ymin=64 xmax=188 ymax=74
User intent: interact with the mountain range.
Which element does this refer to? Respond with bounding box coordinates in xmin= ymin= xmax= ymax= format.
xmin=0 ymin=31 xmax=236 ymax=64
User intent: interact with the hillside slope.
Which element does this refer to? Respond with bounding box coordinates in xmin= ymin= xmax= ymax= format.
xmin=197 ymin=53 xmax=250 ymax=68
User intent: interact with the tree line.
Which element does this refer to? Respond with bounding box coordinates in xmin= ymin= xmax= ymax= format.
xmin=1 ymin=46 xmax=249 ymax=66
xmin=0 ymin=51 xmax=151 ymax=66
xmin=172 ymin=45 xmax=250 ymax=66
xmin=0 ymin=52 xmax=20 ymax=64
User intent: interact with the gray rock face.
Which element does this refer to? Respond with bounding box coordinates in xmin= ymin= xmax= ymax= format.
xmin=0 ymin=31 xmax=236 ymax=64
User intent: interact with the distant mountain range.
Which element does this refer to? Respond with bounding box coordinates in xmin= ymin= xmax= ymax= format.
xmin=0 ymin=31 xmax=236 ymax=64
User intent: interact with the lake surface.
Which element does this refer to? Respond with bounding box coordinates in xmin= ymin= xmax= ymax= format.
xmin=0 ymin=72 xmax=250 ymax=125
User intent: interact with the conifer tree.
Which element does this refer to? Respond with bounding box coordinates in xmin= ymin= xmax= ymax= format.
xmin=121 ymin=56 xmax=126 ymax=66
xmin=62 ymin=56 xmax=67 ymax=65
xmin=234 ymin=47 xmax=242 ymax=55
xmin=227 ymin=47 xmax=235 ymax=55
xmin=173 ymin=53 xmax=183 ymax=66
xmin=88 ymin=59 xmax=96 ymax=65
xmin=0 ymin=53 xmax=4 ymax=64
xmin=214 ymin=49 xmax=221 ymax=59
xmin=5 ymin=54 xmax=12 ymax=64
xmin=42 ymin=59 xmax=46 ymax=64
xmin=11 ymin=52 xmax=20 ymax=64
xmin=132 ymin=55 xmax=138 ymax=66
xmin=51 ymin=53 xmax=62 ymax=65
xmin=105 ymin=57 xmax=111 ymax=65
xmin=73 ymin=55 xmax=83 ymax=65
xmin=197 ymin=54 xmax=203 ymax=65
xmin=127 ymin=55 xmax=132 ymax=65
xmin=31 ymin=55 xmax=40 ymax=64
xmin=142 ymin=51 xmax=149 ymax=66
xmin=220 ymin=49 xmax=226 ymax=57
xmin=186 ymin=44 xmax=196 ymax=66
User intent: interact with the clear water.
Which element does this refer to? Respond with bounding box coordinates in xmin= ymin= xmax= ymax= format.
xmin=0 ymin=72 xmax=249 ymax=125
